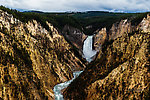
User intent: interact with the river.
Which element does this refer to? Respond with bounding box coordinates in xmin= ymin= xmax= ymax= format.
xmin=53 ymin=35 xmax=97 ymax=100
xmin=53 ymin=71 xmax=83 ymax=100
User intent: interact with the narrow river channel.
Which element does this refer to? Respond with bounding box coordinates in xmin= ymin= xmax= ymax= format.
xmin=53 ymin=71 xmax=83 ymax=100
xmin=53 ymin=35 xmax=97 ymax=100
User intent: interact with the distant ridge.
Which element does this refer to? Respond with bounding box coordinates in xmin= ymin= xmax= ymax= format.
xmin=23 ymin=10 xmax=44 ymax=13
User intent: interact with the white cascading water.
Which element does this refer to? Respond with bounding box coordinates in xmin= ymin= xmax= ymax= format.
xmin=83 ymin=35 xmax=97 ymax=62
xmin=53 ymin=35 xmax=97 ymax=100
xmin=53 ymin=71 xmax=83 ymax=100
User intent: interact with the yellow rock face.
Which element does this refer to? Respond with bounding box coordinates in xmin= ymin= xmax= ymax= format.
xmin=86 ymin=33 xmax=150 ymax=100
xmin=0 ymin=10 xmax=85 ymax=99
xmin=94 ymin=28 xmax=107 ymax=51
xmin=138 ymin=14 xmax=150 ymax=33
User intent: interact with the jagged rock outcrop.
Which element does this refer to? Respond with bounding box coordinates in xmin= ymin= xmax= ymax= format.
xmin=0 ymin=10 xmax=85 ymax=99
xmin=63 ymin=16 xmax=150 ymax=100
xmin=62 ymin=25 xmax=87 ymax=53
xmin=93 ymin=28 xmax=107 ymax=51
xmin=108 ymin=19 xmax=134 ymax=40
xmin=138 ymin=14 xmax=150 ymax=33
xmin=93 ymin=19 xmax=136 ymax=51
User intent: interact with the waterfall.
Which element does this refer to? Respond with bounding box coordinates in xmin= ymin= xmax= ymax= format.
xmin=83 ymin=35 xmax=97 ymax=62
xmin=53 ymin=35 xmax=97 ymax=100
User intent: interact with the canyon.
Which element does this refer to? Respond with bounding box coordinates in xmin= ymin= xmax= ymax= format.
xmin=63 ymin=14 xmax=150 ymax=100
xmin=0 ymin=8 xmax=150 ymax=100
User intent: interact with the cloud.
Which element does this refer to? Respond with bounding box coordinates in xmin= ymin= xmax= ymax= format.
xmin=0 ymin=0 xmax=150 ymax=12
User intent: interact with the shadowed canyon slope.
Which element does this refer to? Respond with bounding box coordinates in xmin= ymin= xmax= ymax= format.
xmin=0 ymin=10 xmax=85 ymax=99
xmin=63 ymin=15 xmax=150 ymax=100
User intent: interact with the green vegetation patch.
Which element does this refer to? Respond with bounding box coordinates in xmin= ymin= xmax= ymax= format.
xmin=0 ymin=6 xmax=148 ymax=35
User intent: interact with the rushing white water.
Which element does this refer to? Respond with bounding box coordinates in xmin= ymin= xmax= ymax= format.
xmin=53 ymin=35 xmax=97 ymax=99
xmin=83 ymin=35 xmax=97 ymax=62
xmin=53 ymin=71 xmax=83 ymax=100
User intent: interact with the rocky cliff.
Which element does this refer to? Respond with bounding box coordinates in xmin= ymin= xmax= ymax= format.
xmin=0 ymin=10 xmax=85 ymax=99
xmin=93 ymin=28 xmax=107 ymax=51
xmin=93 ymin=19 xmax=136 ymax=51
xmin=138 ymin=14 xmax=150 ymax=33
xmin=62 ymin=25 xmax=87 ymax=54
xmin=63 ymin=15 xmax=150 ymax=100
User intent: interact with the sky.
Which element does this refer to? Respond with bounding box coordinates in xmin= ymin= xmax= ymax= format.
xmin=0 ymin=0 xmax=150 ymax=12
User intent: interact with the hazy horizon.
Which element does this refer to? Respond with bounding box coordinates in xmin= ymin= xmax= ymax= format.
xmin=0 ymin=0 xmax=150 ymax=13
